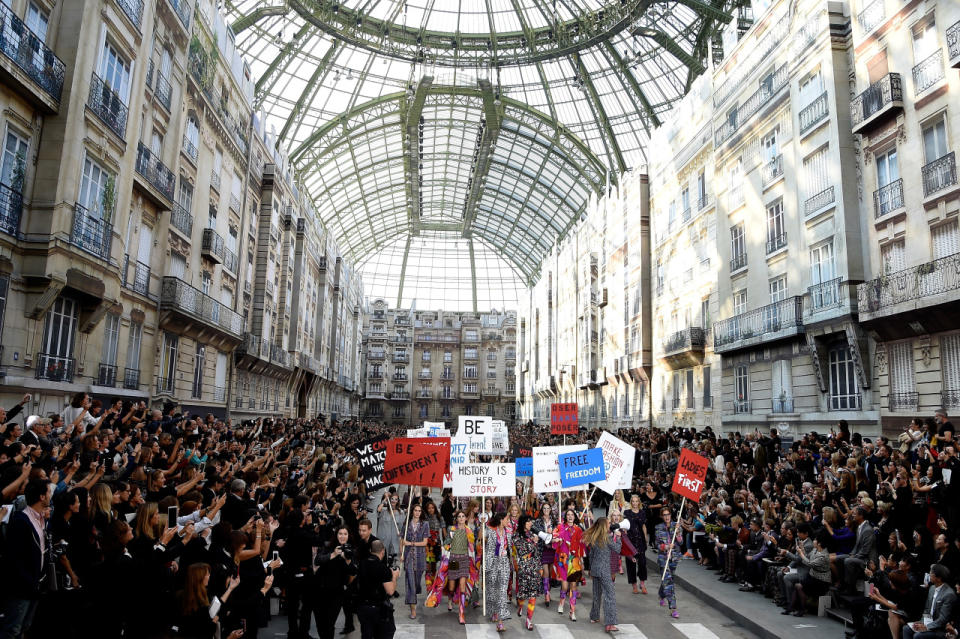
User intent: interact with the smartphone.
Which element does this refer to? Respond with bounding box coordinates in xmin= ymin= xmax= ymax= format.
xmin=272 ymin=550 xmax=279 ymax=562
xmin=167 ymin=505 xmax=178 ymax=526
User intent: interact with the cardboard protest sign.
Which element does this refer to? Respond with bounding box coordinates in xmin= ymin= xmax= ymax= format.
xmin=458 ymin=415 xmax=494 ymax=454
xmin=355 ymin=435 xmax=389 ymax=490
xmin=515 ymin=457 xmax=533 ymax=477
xmin=444 ymin=437 xmax=470 ymax=487
xmin=407 ymin=428 xmax=429 ymax=437
xmin=452 ymin=463 xmax=516 ymax=497
xmin=550 ymin=403 xmax=579 ymax=435
xmin=491 ymin=420 xmax=509 ymax=455
xmin=423 ymin=421 xmax=446 ymax=430
xmin=429 ymin=427 xmax=450 ymax=437
xmin=592 ymin=431 xmax=637 ymax=495
xmin=672 ymin=448 xmax=709 ymax=501
xmin=533 ymin=444 xmax=588 ymax=493
xmin=383 ymin=437 xmax=451 ymax=487
xmin=558 ymin=448 xmax=606 ymax=488
xmin=512 ymin=443 xmax=533 ymax=459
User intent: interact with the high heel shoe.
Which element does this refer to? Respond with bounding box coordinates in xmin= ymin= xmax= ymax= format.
xmin=632 ymin=584 xmax=640 ymax=594
xmin=641 ymin=583 xmax=648 ymax=595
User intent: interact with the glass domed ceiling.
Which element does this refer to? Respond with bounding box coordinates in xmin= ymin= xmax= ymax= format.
xmin=224 ymin=0 xmax=736 ymax=311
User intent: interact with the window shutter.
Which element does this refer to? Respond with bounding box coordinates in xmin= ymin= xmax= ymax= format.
xmin=887 ymin=341 xmax=915 ymax=394
xmin=932 ymin=221 xmax=959 ymax=259
xmin=942 ymin=334 xmax=960 ymax=391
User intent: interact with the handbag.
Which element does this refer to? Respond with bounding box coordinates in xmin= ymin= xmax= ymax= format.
xmin=620 ymin=535 xmax=638 ymax=558
xmin=449 ymin=559 xmax=460 ymax=571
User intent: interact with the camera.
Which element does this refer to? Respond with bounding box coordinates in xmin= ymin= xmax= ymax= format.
xmin=387 ymin=552 xmax=398 ymax=571
xmin=340 ymin=543 xmax=355 ymax=560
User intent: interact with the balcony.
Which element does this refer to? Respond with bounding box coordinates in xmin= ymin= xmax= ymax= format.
xmin=154 ymin=70 xmax=172 ymax=111
xmin=714 ymin=64 xmax=789 ymax=147
xmin=913 ymin=50 xmax=944 ymax=97
xmin=35 ymin=353 xmax=74 ymax=383
xmin=201 ymin=228 xmax=226 ymax=264
xmin=223 ymin=247 xmax=239 ymax=274
xmin=766 ymin=232 xmax=787 ymax=255
xmin=213 ymin=387 xmax=226 ymax=402
xmin=804 ymin=186 xmax=835 ymax=216
xmin=0 ymin=2 xmax=65 ymax=109
xmin=416 ymin=390 xmax=432 ymax=399
xmin=888 ymin=391 xmax=918 ymax=412
xmin=463 ymin=333 xmax=480 ymax=343
xmin=697 ymin=193 xmax=711 ymax=210
xmin=730 ymin=252 xmax=747 ymax=273
xmin=122 ymin=255 xmax=151 ymax=297
xmin=388 ymin=392 xmax=410 ymax=400
xmin=808 ymin=277 xmax=844 ymax=312
xmin=830 ymin=394 xmax=861 ymax=411
xmin=116 ymin=0 xmax=144 ymax=28
xmin=922 ymin=152 xmax=957 ymax=199
xmin=858 ymin=251 xmax=960 ymax=323
xmin=366 ymin=388 xmax=385 ymax=399
xmin=159 ymin=276 xmax=244 ymax=340
xmin=439 ymin=391 xmax=457 ymax=400
xmin=761 ymin=155 xmax=783 ymax=186
xmin=170 ymin=202 xmax=193 ymax=237
xmin=418 ymin=370 xmax=432 ymax=378
xmin=134 ymin=142 xmax=175 ymax=205
xmin=229 ymin=194 xmax=241 ymax=213
xmin=368 ymin=351 xmax=385 ymax=360
xmin=392 ymin=353 xmax=409 ymax=363
xmin=392 ymin=373 xmax=408 ymax=381
xmin=123 ymin=367 xmax=140 ymax=390
xmin=87 ymin=73 xmax=128 ymax=139
xmin=0 ymin=182 xmax=22 ymax=237
xmin=463 ymin=351 xmax=478 ymax=361
xmin=772 ymin=397 xmax=794 ymax=413
xmin=463 ymin=370 xmax=479 ymax=380
xmin=461 ymin=388 xmax=480 ymax=399
xmin=733 ymin=399 xmax=751 ymax=414
xmin=156 ymin=376 xmax=174 ymax=395
xmin=441 ymin=373 xmax=456 ymax=380
xmin=713 ymin=296 xmax=804 ymax=353
xmin=71 ymin=204 xmax=113 ymax=262
xmin=851 ymin=73 xmax=903 ymax=135
xmin=210 ymin=172 xmax=221 ymax=193
xmin=662 ymin=327 xmax=706 ymax=367
xmin=482 ymin=388 xmax=500 ymax=399
xmin=165 ymin=0 xmax=191 ymax=30
xmin=949 ymin=21 xmax=960 ymax=69
xmin=368 ymin=371 xmax=383 ymax=379
xmin=182 ymin=135 xmax=198 ymax=164
xmin=390 ymin=335 xmax=412 ymax=344
xmin=942 ymin=389 xmax=960 ymax=410
xmin=874 ymin=179 xmax=904 ymax=218
xmin=857 ymin=0 xmax=884 ymax=33
xmin=798 ymin=92 xmax=829 ymax=135
xmin=97 ymin=363 xmax=117 ymax=387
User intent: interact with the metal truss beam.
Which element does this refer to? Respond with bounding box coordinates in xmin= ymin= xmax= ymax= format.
xmin=602 ymin=41 xmax=659 ymax=132
xmin=571 ymin=52 xmax=626 ymax=174
xmin=403 ymin=75 xmax=433 ymax=236
xmin=278 ymin=41 xmax=340 ymax=144
xmin=254 ymin=22 xmax=316 ymax=109
xmin=231 ymin=4 xmax=288 ymax=34
xmin=461 ymin=78 xmax=501 ymax=239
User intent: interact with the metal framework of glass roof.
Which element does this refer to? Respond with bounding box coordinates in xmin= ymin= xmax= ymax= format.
xmin=225 ymin=0 xmax=736 ymax=311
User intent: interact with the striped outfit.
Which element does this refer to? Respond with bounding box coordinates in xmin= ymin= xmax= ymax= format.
xmin=484 ymin=526 xmax=512 ymax=621
xmin=588 ymin=535 xmax=621 ymax=625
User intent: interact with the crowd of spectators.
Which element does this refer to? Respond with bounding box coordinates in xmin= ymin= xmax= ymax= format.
xmin=1 ymin=389 xmax=958 ymax=639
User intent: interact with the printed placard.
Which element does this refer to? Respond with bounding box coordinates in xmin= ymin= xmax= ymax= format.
xmin=558 ymin=448 xmax=606 ymax=488
xmin=550 ymin=403 xmax=579 ymax=435
xmin=491 ymin=420 xmax=509 ymax=455
xmin=532 ymin=444 xmax=588 ymax=493
xmin=672 ymin=448 xmax=710 ymax=501
xmin=515 ymin=457 xmax=533 ymax=477
xmin=458 ymin=415 xmax=494 ymax=454
xmin=451 ymin=463 xmax=516 ymax=497
xmin=592 ymin=431 xmax=637 ymax=495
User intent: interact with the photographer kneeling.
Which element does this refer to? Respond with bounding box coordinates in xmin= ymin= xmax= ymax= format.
xmin=356 ymin=540 xmax=399 ymax=639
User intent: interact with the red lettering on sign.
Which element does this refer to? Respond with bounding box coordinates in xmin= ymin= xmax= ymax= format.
xmin=671 ymin=448 xmax=709 ymax=501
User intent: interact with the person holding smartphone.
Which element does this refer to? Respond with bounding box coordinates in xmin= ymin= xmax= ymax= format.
xmin=309 ymin=526 xmax=357 ymax=639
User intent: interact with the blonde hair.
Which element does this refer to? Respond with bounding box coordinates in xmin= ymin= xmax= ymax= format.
xmin=583 ymin=517 xmax=610 ymax=548
xmin=90 ymin=483 xmax=114 ymax=521
xmin=134 ymin=502 xmax=159 ymax=540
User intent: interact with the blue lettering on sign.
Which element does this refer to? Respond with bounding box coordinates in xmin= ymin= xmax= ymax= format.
xmin=515 ymin=457 xmax=533 ymax=477
xmin=557 ymin=448 xmax=606 ymax=488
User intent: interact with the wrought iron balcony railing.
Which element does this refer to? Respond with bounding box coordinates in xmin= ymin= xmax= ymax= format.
xmin=949 ymin=21 xmax=960 ymax=66
xmin=201 ymin=228 xmax=226 ymax=264
xmin=761 ymin=155 xmax=783 ymax=186
xmin=888 ymin=391 xmax=918 ymax=412
xmin=809 ymin=277 xmax=843 ymax=311
xmin=97 ymin=363 xmax=117 ymax=387
xmin=36 ymin=353 xmax=74 ymax=382
xmin=913 ymin=49 xmax=944 ymax=96
xmin=922 ymin=152 xmax=957 ymax=198
xmin=798 ymin=92 xmax=829 ymax=134
xmin=135 ymin=142 xmax=175 ymax=202
xmin=733 ymin=399 xmax=751 ymax=414
xmin=851 ymin=73 xmax=902 ymax=131
xmin=730 ymin=252 xmax=747 ymax=272
xmin=123 ymin=367 xmax=140 ymax=390
xmin=88 ymin=72 xmax=127 ymax=139
xmin=182 ymin=135 xmax=198 ymax=164
xmin=766 ymin=232 xmax=787 ymax=255
xmin=154 ymin=70 xmax=172 ymax=111
xmin=229 ymin=194 xmax=241 ymax=213
xmin=0 ymin=182 xmax=22 ymax=237
xmin=159 ymin=277 xmax=244 ymax=339
xmin=830 ymin=393 xmax=861 ymax=411
xmin=942 ymin=389 xmax=960 ymax=410
xmin=858 ymin=251 xmax=960 ymax=314
xmin=122 ymin=255 xmax=151 ymax=296
xmin=71 ymin=203 xmax=113 ymax=261
xmin=210 ymin=171 xmax=221 ymax=192
xmin=171 ymin=202 xmax=193 ymax=236
xmin=772 ymin=397 xmax=794 ymax=413
xmin=116 ymin=0 xmax=144 ymax=28
xmin=713 ymin=296 xmax=804 ymax=349
xmin=714 ymin=64 xmax=789 ymax=146
xmin=166 ymin=0 xmax=191 ymax=29
xmin=663 ymin=327 xmax=705 ymax=355
xmin=0 ymin=2 xmax=65 ymax=102
xmin=857 ymin=0 xmax=884 ymax=33
xmin=156 ymin=375 xmax=174 ymax=395
xmin=805 ymin=185 xmax=835 ymax=215
xmin=874 ymin=178 xmax=904 ymax=217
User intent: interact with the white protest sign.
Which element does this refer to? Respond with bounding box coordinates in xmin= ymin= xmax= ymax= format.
xmin=532 ymin=444 xmax=588 ymax=493
xmin=424 ymin=421 xmax=446 ymax=429
xmin=452 ymin=463 xmax=516 ymax=497
xmin=458 ymin=416 xmax=494 ymax=454
xmin=407 ymin=427 xmax=429 ymax=437
xmin=444 ymin=437 xmax=470 ymax=488
xmin=591 ymin=431 xmax=636 ymax=495
xmin=491 ymin=420 xmax=509 ymax=455
xmin=424 ymin=421 xmax=450 ymax=437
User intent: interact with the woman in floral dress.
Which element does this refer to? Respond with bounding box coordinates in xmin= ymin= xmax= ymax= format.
xmin=504 ymin=502 xmax=521 ymax=597
xmin=423 ymin=500 xmax=444 ymax=589
xmin=402 ymin=503 xmax=430 ymax=619
xmin=424 ymin=510 xmax=479 ymax=624
xmin=484 ymin=512 xmax=512 ymax=632
xmin=552 ymin=509 xmax=585 ymax=621
xmin=513 ymin=515 xmax=544 ymax=631
xmin=531 ymin=503 xmax=557 ymax=607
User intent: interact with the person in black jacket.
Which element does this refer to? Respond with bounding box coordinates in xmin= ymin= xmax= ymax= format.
xmin=309 ymin=526 xmax=357 ymax=639
xmin=281 ymin=510 xmax=325 ymax=639
xmin=0 ymin=394 xmax=30 ymax=431
xmin=0 ymin=478 xmax=50 ymax=639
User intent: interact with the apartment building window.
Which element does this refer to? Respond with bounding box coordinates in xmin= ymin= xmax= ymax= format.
xmin=1 ymin=129 xmax=28 ymax=192
xmin=101 ymin=312 xmax=120 ymax=375
xmin=686 ymin=369 xmax=694 ymax=407
xmin=762 ymin=126 xmax=780 ymax=163
xmin=668 ymin=200 xmax=676 ymax=229
xmin=441 ymin=404 xmax=451 ymax=418
xmin=177 ymin=181 xmax=193 ymax=217
xmin=185 ymin=116 xmax=199 ymax=152
xmin=697 ymin=170 xmax=706 ymax=207
xmin=735 ymin=364 xmax=749 ymax=407
xmin=876 ymin=148 xmax=901 ymax=216
xmin=419 ymin=404 xmax=428 ymax=418
xmin=228 ymin=227 xmax=238 ymax=257
xmin=160 ymin=332 xmax=177 ymax=390
xmin=126 ymin=320 xmax=142 ymax=373
xmin=98 ymin=40 xmax=131 ymax=105
xmin=192 ymin=344 xmax=206 ymax=398
xmin=733 ymin=290 xmax=747 ymax=315
xmin=394 ymin=366 xmax=406 ymax=378
xmin=700 ymin=298 xmax=710 ymax=329
xmin=464 ymin=347 xmax=478 ymax=359
xmin=464 ymin=365 xmax=477 ymax=377
xmin=671 ymin=371 xmax=681 ymax=409
xmin=810 ymin=240 xmax=835 ymax=286
xmin=799 ymin=69 xmax=824 ymax=107
xmin=932 ymin=220 xmax=960 ymax=259
xmin=393 ymin=405 xmax=405 ymax=418
xmin=26 ymin=3 xmax=49 ymax=42
xmin=79 ymin=155 xmax=114 ymax=219
xmin=730 ymin=223 xmax=746 ymax=270
xmin=422 ymin=350 xmax=431 ymax=362
xmin=829 ymin=343 xmax=859 ymax=409
xmin=201 ymin=272 xmax=211 ymax=295
xmin=888 ymin=341 xmax=916 ymax=403
xmin=702 ymin=366 xmax=712 ymax=408
xmin=912 ymin=16 xmax=938 ymax=62
xmin=0 ymin=276 xmax=7 ymax=343
xmin=772 ymin=360 xmax=792 ymax=412
xmin=486 ymin=369 xmax=497 ymax=379
xmin=42 ymin=297 xmax=78 ymax=360
xmin=486 ymin=350 xmax=497 ymax=361
xmin=803 ymin=146 xmax=830 ymax=205
xmin=215 ymin=352 xmax=227 ymax=400
xmin=681 ymin=188 xmax=690 ymax=219
xmin=442 ymin=365 xmax=452 ymax=378
xmin=766 ymin=200 xmax=785 ymax=253
xmin=392 ymin=385 xmax=404 ymax=395
xmin=881 ymin=240 xmax=906 ymax=274
xmin=656 ymin=259 xmax=664 ymax=290
xmin=922 ymin=117 xmax=949 ymax=165
xmin=465 ymin=329 xmax=478 ymax=341
xmin=942 ymin=334 xmax=960 ymax=398
xmin=464 ymin=383 xmax=478 ymax=393
xmin=769 ymin=276 xmax=787 ymax=302
xmin=213 ymin=148 xmax=223 ymax=180
xmin=168 ymin=252 xmax=186 ymax=280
